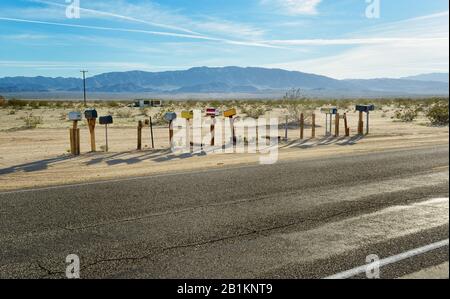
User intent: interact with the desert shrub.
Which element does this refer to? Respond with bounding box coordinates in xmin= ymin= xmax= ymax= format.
xmin=7 ymin=99 xmax=28 ymax=108
xmin=106 ymin=101 xmax=120 ymax=108
xmin=394 ymin=108 xmax=418 ymax=122
xmin=284 ymin=103 xmax=313 ymax=125
xmin=426 ymin=102 xmax=449 ymax=126
xmin=152 ymin=108 xmax=172 ymax=125
xmin=115 ymin=108 xmax=133 ymax=118
xmin=23 ymin=113 xmax=43 ymax=129
xmin=241 ymin=105 xmax=268 ymax=119
xmin=0 ymin=96 xmax=6 ymax=107
xmin=9 ymin=110 xmax=16 ymax=115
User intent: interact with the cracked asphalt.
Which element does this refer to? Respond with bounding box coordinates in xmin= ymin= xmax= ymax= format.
xmin=0 ymin=144 xmax=448 ymax=279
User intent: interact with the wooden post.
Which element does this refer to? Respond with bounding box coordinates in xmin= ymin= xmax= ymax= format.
xmin=300 ymin=113 xmax=304 ymax=140
xmin=137 ymin=120 xmax=143 ymax=150
xmin=149 ymin=117 xmax=155 ymax=149
xmin=229 ymin=116 xmax=235 ymax=145
xmin=311 ymin=113 xmax=316 ymax=138
xmin=75 ymin=128 xmax=80 ymax=155
xmin=329 ymin=114 xmax=333 ymax=136
xmin=366 ymin=111 xmax=370 ymax=135
xmin=87 ymin=119 xmax=96 ymax=152
xmin=169 ymin=120 xmax=174 ymax=146
xmin=325 ymin=113 xmax=328 ymax=136
xmin=70 ymin=120 xmax=80 ymax=156
xmin=335 ymin=113 xmax=340 ymax=137
xmin=284 ymin=116 xmax=288 ymax=140
xmin=211 ymin=116 xmax=215 ymax=146
xmin=344 ymin=113 xmax=350 ymax=137
xmin=358 ymin=111 xmax=364 ymax=135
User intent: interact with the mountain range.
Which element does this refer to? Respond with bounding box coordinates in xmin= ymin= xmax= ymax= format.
xmin=0 ymin=67 xmax=448 ymax=98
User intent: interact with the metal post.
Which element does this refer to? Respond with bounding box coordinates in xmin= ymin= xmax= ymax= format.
xmin=105 ymin=124 xmax=109 ymax=152
xmin=149 ymin=117 xmax=154 ymax=149
xmin=285 ymin=116 xmax=288 ymax=140
xmin=312 ymin=113 xmax=316 ymax=138
xmin=366 ymin=112 xmax=370 ymax=135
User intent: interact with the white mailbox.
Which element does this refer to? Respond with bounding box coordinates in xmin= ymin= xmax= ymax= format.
xmin=68 ymin=112 xmax=82 ymax=121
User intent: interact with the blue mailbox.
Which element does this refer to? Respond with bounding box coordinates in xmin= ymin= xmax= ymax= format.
xmin=84 ymin=109 xmax=98 ymax=120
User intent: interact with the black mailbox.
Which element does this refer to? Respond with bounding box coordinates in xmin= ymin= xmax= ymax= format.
xmin=99 ymin=116 xmax=113 ymax=125
xmin=84 ymin=109 xmax=98 ymax=119
xmin=356 ymin=105 xmax=375 ymax=113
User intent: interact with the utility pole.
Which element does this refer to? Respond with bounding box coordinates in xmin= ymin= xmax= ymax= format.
xmin=80 ymin=70 xmax=88 ymax=107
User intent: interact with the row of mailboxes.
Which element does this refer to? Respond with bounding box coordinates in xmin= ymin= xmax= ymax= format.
xmin=163 ymin=108 xmax=236 ymax=123
xmin=68 ymin=110 xmax=113 ymax=124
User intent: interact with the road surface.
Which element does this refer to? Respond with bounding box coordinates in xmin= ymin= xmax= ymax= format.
xmin=0 ymin=145 xmax=448 ymax=279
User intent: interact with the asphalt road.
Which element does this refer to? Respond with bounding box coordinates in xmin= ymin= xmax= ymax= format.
xmin=0 ymin=144 xmax=448 ymax=279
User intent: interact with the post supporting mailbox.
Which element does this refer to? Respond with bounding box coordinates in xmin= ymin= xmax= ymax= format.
xmin=164 ymin=112 xmax=177 ymax=146
xmin=137 ymin=120 xmax=143 ymax=150
xmin=321 ymin=107 xmax=337 ymax=136
xmin=224 ymin=109 xmax=237 ymax=145
xmin=84 ymin=109 xmax=98 ymax=152
xmin=311 ymin=113 xmax=316 ymax=138
xmin=356 ymin=105 xmax=375 ymax=135
xmin=99 ymin=116 xmax=113 ymax=152
xmin=206 ymin=108 xmax=218 ymax=146
xmin=149 ymin=117 xmax=155 ymax=149
xmin=344 ymin=113 xmax=350 ymax=137
xmin=300 ymin=113 xmax=304 ymax=140
xmin=68 ymin=112 xmax=82 ymax=156
xmin=335 ymin=113 xmax=340 ymax=137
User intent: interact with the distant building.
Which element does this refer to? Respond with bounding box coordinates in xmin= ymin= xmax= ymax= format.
xmin=133 ymin=99 xmax=163 ymax=108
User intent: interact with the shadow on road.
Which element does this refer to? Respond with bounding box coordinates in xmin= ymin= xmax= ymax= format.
xmin=0 ymin=135 xmax=365 ymax=176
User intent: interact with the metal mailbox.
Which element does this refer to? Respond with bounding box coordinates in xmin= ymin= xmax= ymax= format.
xmin=224 ymin=108 xmax=237 ymax=118
xmin=181 ymin=111 xmax=194 ymax=119
xmin=206 ymin=108 xmax=220 ymax=117
xmin=356 ymin=104 xmax=375 ymax=113
xmin=84 ymin=109 xmax=98 ymax=119
xmin=320 ymin=107 xmax=338 ymax=115
xmin=68 ymin=111 xmax=82 ymax=121
xmin=99 ymin=115 xmax=113 ymax=125
xmin=164 ymin=112 xmax=177 ymax=122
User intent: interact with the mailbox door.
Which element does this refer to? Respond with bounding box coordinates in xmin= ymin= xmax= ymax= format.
xmin=68 ymin=112 xmax=82 ymax=121
xmin=224 ymin=109 xmax=237 ymax=118
xmin=164 ymin=112 xmax=177 ymax=122
xmin=181 ymin=111 xmax=194 ymax=119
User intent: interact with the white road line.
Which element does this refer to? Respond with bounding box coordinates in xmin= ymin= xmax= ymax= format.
xmin=325 ymin=239 xmax=450 ymax=279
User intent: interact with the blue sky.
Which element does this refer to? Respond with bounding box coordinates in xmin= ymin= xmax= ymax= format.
xmin=0 ymin=0 xmax=448 ymax=79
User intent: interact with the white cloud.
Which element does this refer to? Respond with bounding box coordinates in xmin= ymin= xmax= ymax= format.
xmin=264 ymin=11 xmax=449 ymax=79
xmin=261 ymin=0 xmax=322 ymax=15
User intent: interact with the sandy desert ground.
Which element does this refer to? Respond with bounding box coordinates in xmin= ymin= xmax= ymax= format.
xmin=0 ymin=102 xmax=448 ymax=191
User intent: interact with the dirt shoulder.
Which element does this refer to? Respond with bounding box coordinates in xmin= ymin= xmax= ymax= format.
xmin=0 ymin=109 xmax=448 ymax=191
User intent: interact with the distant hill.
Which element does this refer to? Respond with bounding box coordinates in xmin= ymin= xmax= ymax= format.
xmin=0 ymin=67 xmax=448 ymax=97
xmin=402 ymin=73 xmax=449 ymax=83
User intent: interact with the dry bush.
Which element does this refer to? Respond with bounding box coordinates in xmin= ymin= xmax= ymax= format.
xmin=115 ymin=108 xmax=133 ymax=118
xmin=393 ymin=108 xmax=419 ymax=122
xmin=22 ymin=113 xmax=43 ymax=129
xmin=426 ymin=102 xmax=449 ymax=126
